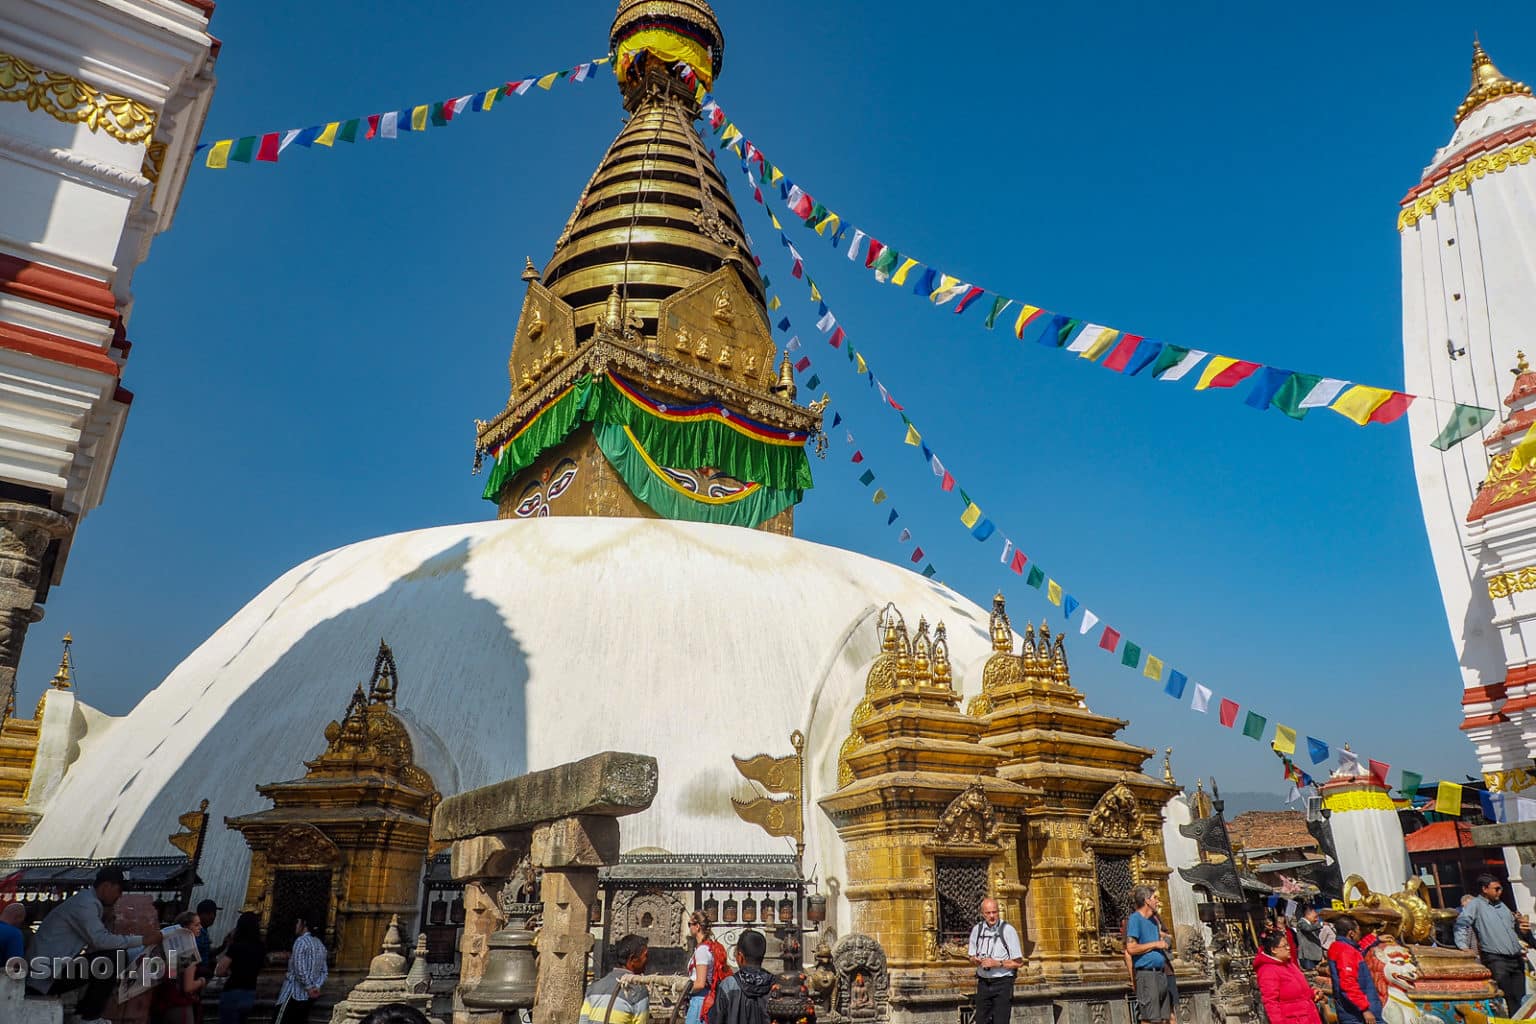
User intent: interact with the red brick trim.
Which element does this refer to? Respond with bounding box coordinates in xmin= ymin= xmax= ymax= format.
xmin=0 ymin=322 xmax=121 ymax=377
xmin=0 ymin=254 xmax=119 ymax=325
xmin=1402 ymin=119 xmax=1536 ymax=203
xmin=1463 ymin=682 xmax=1509 ymax=705
xmin=1461 ymin=712 xmax=1510 ymax=731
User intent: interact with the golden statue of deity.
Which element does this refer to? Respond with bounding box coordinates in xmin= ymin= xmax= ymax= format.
xmin=675 ymin=322 xmax=691 ymax=352
xmin=713 ymin=287 xmax=734 ymax=325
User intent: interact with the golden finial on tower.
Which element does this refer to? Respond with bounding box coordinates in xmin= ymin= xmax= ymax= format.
xmin=1163 ymin=747 xmax=1175 ymax=785
xmin=368 ymin=639 xmax=399 ymax=706
xmin=989 ymin=593 xmax=1013 ymax=652
xmin=521 ymin=257 xmax=541 ymax=283
xmin=1457 ymin=39 xmax=1533 ymax=124
xmin=771 ymin=352 xmax=797 ymax=401
xmin=50 ymin=633 xmax=73 ymax=690
xmin=604 ymin=285 xmax=624 ymax=335
xmin=1513 ymin=350 xmax=1530 ymax=377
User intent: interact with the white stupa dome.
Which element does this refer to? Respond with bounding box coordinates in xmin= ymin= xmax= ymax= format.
xmin=20 ymin=517 xmax=1019 ymax=920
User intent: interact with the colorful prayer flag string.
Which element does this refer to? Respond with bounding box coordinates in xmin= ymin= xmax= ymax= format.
xmin=196 ymin=56 xmax=611 ymax=170
xmin=698 ymin=90 xmax=1493 ymax=451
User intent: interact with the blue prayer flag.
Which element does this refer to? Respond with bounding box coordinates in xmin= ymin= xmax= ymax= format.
xmin=1479 ymin=789 xmax=1497 ymax=822
xmin=818 ymin=302 xmax=828 ymax=318
xmin=295 ymin=126 xmax=322 ymax=147
xmin=1164 ymin=670 xmax=1188 ymax=699
xmin=777 ymin=317 xmax=790 ymax=332
xmin=1040 ymin=314 xmax=1071 ymax=347
xmin=1306 ymin=737 xmax=1329 ymax=765
xmin=805 ymin=374 xmax=820 ymax=389
xmin=913 ymin=267 xmax=936 ymax=296
xmin=831 ymin=223 xmax=848 ymax=247
xmin=887 ymin=509 xmax=898 ymax=525
xmin=831 ymin=412 xmax=842 ymax=428
xmin=971 ymin=518 xmax=996 ymax=542
xmin=1125 ymin=339 xmax=1163 ymax=376
xmin=1063 ymin=594 xmax=1079 ymax=618
xmin=1244 ymin=366 xmax=1293 ymax=411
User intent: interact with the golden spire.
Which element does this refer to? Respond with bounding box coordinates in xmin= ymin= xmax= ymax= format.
xmin=49 ymin=633 xmax=73 ymax=690
xmin=368 ymin=639 xmax=399 ymax=706
xmin=1457 ymin=39 xmax=1533 ymax=124
xmin=521 ymin=257 xmax=540 ymax=283
xmin=771 ymin=352 xmax=797 ymax=401
xmin=1513 ymin=350 xmax=1530 ymax=377
xmin=1163 ymin=747 xmax=1175 ymax=785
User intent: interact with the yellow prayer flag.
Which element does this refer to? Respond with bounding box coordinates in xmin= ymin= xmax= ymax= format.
xmin=872 ymin=488 xmax=887 ymax=504
xmin=960 ymin=503 xmax=982 ymax=529
xmin=856 ymin=353 xmax=867 ymax=373
xmin=891 ymin=258 xmax=921 ymax=287
xmin=1436 ymin=780 xmax=1463 ymax=816
xmin=770 ymin=167 xmax=784 ymax=185
xmin=1272 ymin=725 xmax=1297 ymax=755
xmin=1330 ymin=385 xmax=1394 ymax=425
xmin=904 ymin=423 xmax=921 ymax=446
xmin=481 ymin=90 xmax=498 ymax=111
xmin=808 ymin=282 xmax=822 ymax=302
xmin=1195 ymin=355 xmax=1240 ymax=391
xmin=1013 ymin=304 xmax=1042 ymax=339
xmin=770 ymin=213 xmax=783 ymax=230
xmin=1047 ymin=580 xmax=1063 ymax=605
xmin=538 ymin=72 xmax=560 ymax=90
xmin=1080 ymin=328 xmax=1121 ymax=361
xmin=768 ymin=296 xmax=781 ymax=311
xmin=410 ymin=105 xmax=430 ymax=130
xmin=1144 ymin=655 xmax=1164 ymax=680
xmin=815 ymin=213 xmax=839 ymax=236
xmin=205 ymin=139 xmax=233 ymax=169
xmin=315 ymin=122 xmax=339 ymax=147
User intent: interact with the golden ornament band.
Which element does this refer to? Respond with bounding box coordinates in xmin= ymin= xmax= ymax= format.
xmin=1398 ymin=140 xmax=1536 ymax=230
xmin=0 ymin=49 xmax=157 ymax=145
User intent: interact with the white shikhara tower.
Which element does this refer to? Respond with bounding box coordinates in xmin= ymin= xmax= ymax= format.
xmin=1401 ymin=42 xmax=1536 ymax=793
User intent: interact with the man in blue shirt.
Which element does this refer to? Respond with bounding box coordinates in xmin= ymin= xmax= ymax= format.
xmin=1125 ymin=886 xmax=1174 ymax=1024
xmin=0 ymin=901 xmax=25 ymax=965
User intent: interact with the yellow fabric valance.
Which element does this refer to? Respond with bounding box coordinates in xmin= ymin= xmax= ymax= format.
xmin=616 ymin=27 xmax=714 ymax=88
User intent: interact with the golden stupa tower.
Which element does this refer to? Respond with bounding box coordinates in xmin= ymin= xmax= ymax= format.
xmin=474 ymin=0 xmax=821 ymax=533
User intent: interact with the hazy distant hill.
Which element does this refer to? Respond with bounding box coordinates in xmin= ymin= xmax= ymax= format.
xmin=1211 ymin=790 xmax=1290 ymax=815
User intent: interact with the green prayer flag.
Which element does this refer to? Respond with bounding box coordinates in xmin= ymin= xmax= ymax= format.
xmin=431 ymin=102 xmax=449 ymax=127
xmin=1121 ymin=641 xmax=1142 ymax=668
xmin=1057 ymin=318 xmax=1082 ymax=346
xmin=338 ymin=118 xmax=361 ymax=143
xmin=230 ymin=136 xmax=257 ymax=163
xmin=1242 ymin=711 xmax=1267 ymax=740
xmin=1026 ymin=565 xmax=1045 ymax=588
xmin=858 ymin=469 xmax=875 ymax=486
xmin=872 ymin=248 xmax=899 ymax=277
xmin=805 ymin=374 xmax=821 ymax=390
xmin=1399 ymin=769 xmax=1424 ymax=797
xmin=1149 ymin=344 xmax=1190 ymax=379
xmin=1432 ymin=404 xmax=1496 ymax=451
xmin=983 ymin=296 xmax=1009 ymax=330
xmin=805 ymin=202 xmax=828 ymax=227
xmin=921 ymin=564 xmax=937 ymax=578
xmin=761 ymin=275 xmax=771 ymax=290
xmin=1272 ymin=372 xmax=1323 ymax=420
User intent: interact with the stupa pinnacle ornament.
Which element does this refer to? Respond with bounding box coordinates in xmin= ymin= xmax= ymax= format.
xmin=1456 ymin=39 xmax=1533 ymax=124
xmin=472 ymin=1 xmax=820 ymax=533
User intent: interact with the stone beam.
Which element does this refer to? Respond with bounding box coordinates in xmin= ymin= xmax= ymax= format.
xmin=432 ymin=752 xmax=657 ymax=844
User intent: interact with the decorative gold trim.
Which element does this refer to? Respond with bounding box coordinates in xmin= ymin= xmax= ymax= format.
xmin=1321 ymin=789 xmax=1396 ymax=813
xmin=1488 ymin=565 xmax=1536 ymax=600
xmin=1398 ymin=140 xmax=1536 ymax=230
xmin=0 ymin=50 xmax=157 ymax=145
xmin=1484 ymin=767 xmax=1536 ymax=793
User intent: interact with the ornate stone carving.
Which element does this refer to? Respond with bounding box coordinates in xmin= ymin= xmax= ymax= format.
xmin=1072 ymin=879 xmax=1098 ymax=954
xmin=830 ymin=934 xmax=888 ymax=1022
xmin=609 ymin=889 xmax=687 ymax=954
xmin=933 ymin=782 xmax=1000 ymax=846
xmin=270 ymin=823 xmax=341 ymax=865
xmin=0 ymin=503 xmax=69 ymax=720
xmin=1087 ymin=781 xmax=1141 ymax=843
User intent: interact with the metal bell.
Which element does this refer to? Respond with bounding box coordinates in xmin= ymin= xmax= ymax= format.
xmin=461 ymin=923 xmax=538 ymax=1011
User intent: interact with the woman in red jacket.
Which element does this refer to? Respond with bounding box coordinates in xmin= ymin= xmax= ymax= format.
xmin=1255 ymin=929 xmax=1324 ymax=1024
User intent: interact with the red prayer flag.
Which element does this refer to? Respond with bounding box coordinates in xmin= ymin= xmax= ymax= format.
xmin=1219 ymin=699 xmax=1239 ymax=727
xmin=791 ymin=261 xmax=803 ymax=280
xmin=887 ymin=396 xmax=904 ymax=411
xmin=1102 ymin=334 xmax=1144 ymax=373
xmin=865 ymin=240 xmax=884 ymax=269
xmin=1099 ymin=626 xmax=1121 ymax=652
xmin=829 ymin=326 xmax=846 ymax=348
xmin=940 ymin=471 xmax=955 ymax=492
xmin=1368 ymin=392 xmax=1414 ymax=424
xmin=1368 ymin=759 xmax=1390 ymax=786
xmin=442 ymin=97 xmax=458 ymax=122
xmin=256 ymin=133 xmax=281 ymax=162
xmin=366 ymin=114 xmax=380 ymax=140
xmin=790 ymin=192 xmax=814 ymax=218
xmin=851 ymin=451 xmax=864 ymax=463
xmin=954 ymin=287 xmax=985 ymax=313
xmin=910 ymin=547 xmax=924 ymax=564
xmin=1207 ymin=359 xmax=1262 ymax=389
xmin=794 ymin=356 xmax=810 ymax=372
xmin=1009 ymin=550 xmax=1027 ymax=574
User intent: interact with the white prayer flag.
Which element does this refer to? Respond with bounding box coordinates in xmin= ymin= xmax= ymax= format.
xmin=785 ymin=336 xmax=802 ymax=353
xmin=1300 ymin=378 xmax=1350 ymax=409
xmin=279 ymin=129 xmax=302 ymax=152
xmin=1067 ymin=323 xmax=1114 ymax=354
xmin=380 ymin=111 xmax=399 ymax=139
xmin=513 ymin=79 xmax=534 ymax=95
xmin=449 ymin=94 xmax=475 ymax=117
xmin=1338 ymin=747 xmax=1362 ymax=775
xmin=785 ymin=185 xmax=808 ymax=209
xmin=1192 ymin=684 xmax=1212 ymax=713
xmin=899 ymin=529 xmax=911 ymax=543
xmin=1000 ymin=539 xmax=1014 ymax=564
xmin=1158 ymin=349 xmax=1208 ymax=382
xmin=847 ymin=229 xmax=866 ymax=261
xmin=931 ymin=275 xmax=970 ymax=305
xmin=1080 ymin=610 xmax=1099 ymax=635
xmin=570 ymin=63 xmax=592 ymax=82
xmin=817 ymin=310 xmax=836 ymax=332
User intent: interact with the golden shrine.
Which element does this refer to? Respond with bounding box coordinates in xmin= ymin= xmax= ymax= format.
xmin=225 ymin=641 xmax=440 ymax=979
xmin=0 ymin=636 xmax=78 ymax=857
xmin=472 ymin=0 xmax=823 ymax=535
xmin=824 ymin=596 xmax=1197 ymax=1021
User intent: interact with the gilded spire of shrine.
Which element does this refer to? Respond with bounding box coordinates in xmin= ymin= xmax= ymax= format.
xmin=1456 ymin=39 xmax=1533 ymax=124
xmin=49 ymin=633 xmax=73 ymax=691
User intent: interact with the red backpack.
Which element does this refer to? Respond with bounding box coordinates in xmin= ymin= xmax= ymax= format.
xmin=699 ymin=938 xmax=734 ymax=1024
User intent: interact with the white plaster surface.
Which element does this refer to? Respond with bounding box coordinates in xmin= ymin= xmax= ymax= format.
xmin=1328 ymin=806 xmax=1409 ymax=895
xmin=19 ymin=517 xmax=1058 ymax=925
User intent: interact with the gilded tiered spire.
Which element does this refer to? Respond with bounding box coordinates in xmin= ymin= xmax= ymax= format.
xmin=1456 ymin=39 xmax=1533 ymax=124
xmin=49 ymin=633 xmax=73 ymax=691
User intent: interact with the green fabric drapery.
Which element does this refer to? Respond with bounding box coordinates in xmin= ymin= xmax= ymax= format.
xmin=593 ymin=423 xmax=800 ymax=528
xmin=481 ymin=374 xmax=814 ymax=502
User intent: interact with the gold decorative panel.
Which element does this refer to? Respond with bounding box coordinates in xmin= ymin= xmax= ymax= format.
xmin=0 ymin=50 xmax=158 ymax=144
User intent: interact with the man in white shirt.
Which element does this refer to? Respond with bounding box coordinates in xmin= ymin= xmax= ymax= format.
xmin=275 ymin=916 xmax=329 ymax=1024
xmin=968 ymin=898 xmax=1024 ymax=1024
xmin=27 ymin=865 xmax=160 ymax=1024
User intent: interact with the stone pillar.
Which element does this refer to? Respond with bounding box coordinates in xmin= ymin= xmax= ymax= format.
xmin=0 ymin=502 xmax=68 ymax=715
xmin=450 ymin=834 xmax=524 ymax=1024
xmin=530 ymin=816 xmax=617 ymax=1024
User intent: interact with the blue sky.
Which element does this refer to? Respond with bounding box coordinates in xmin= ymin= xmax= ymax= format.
xmin=28 ymin=1 xmax=1536 ymax=795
